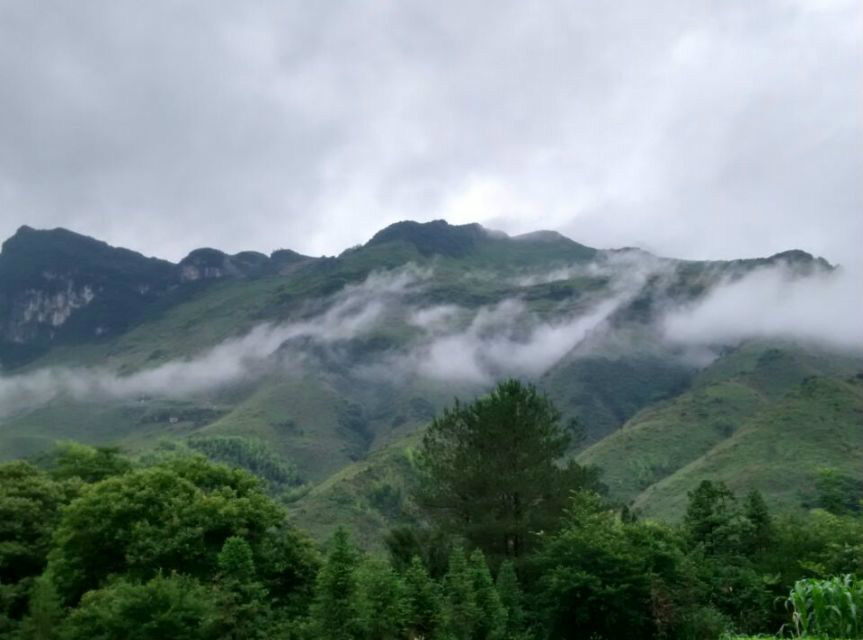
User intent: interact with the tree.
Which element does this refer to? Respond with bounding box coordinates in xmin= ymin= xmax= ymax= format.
xmin=683 ymin=480 xmax=750 ymax=556
xmin=468 ymin=549 xmax=506 ymax=640
xmin=532 ymin=491 xmax=655 ymax=640
xmin=18 ymin=573 xmax=63 ymax=640
xmin=0 ymin=462 xmax=70 ymax=630
xmin=441 ymin=547 xmax=479 ymax=640
xmin=61 ymin=573 xmax=218 ymax=640
xmin=402 ymin=556 xmax=442 ymax=640
xmin=48 ymin=442 xmax=131 ymax=484
xmin=415 ymin=379 xmax=600 ymax=559
xmin=495 ymin=561 xmax=524 ymax=638
xmin=743 ymin=489 xmax=773 ymax=553
xmin=309 ymin=528 xmax=361 ymax=640
xmin=46 ymin=458 xmax=299 ymax=607
xmin=213 ymin=536 xmax=270 ymax=640
xmin=355 ymin=558 xmax=407 ymax=640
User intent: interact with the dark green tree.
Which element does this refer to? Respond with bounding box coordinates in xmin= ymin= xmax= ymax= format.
xmin=684 ymin=480 xmax=751 ymax=556
xmin=495 ymin=560 xmax=524 ymax=638
xmin=18 ymin=573 xmax=63 ymax=640
xmin=213 ymin=536 xmax=270 ymax=640
xmin=402 ymin=556 xmax=442 ymax=640
xmin=415 ymin=379 xmax=600 ymax=559
xmin=309 ymin=528 xmax=361 ymax=640
xmin=48 ymin=442 xmax=132 ymax=484
xmin=441 ymin=547 xmax=479 ymax=640
xmin=0 ymin=462 xmax=70 ymax=631
xmin=743 ymin=489 xmax=773 ymax=553
xmin=533 ymin=491 xmax=654 ymax=640
xmin=61 ymin=573 xmax=218 ymax=640
xmin=468 ymin=549 xmax=506 ymax=640
xmin=45 ymin=458 xmax=303 ymax=607
xmin=355 ymin=558 xmax=407 ymax=640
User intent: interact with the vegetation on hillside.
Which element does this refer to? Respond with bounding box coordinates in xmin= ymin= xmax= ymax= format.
xmin=1 ymin=420 xmax=860 ymax=638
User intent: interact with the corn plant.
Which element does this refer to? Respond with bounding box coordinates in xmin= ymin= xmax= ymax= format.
xmin=785 ymin=575 xmax=863 ymax=638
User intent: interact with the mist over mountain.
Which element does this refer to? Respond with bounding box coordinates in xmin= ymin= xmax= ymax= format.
xmin=0 ymin=219 xmax=858 ymax=497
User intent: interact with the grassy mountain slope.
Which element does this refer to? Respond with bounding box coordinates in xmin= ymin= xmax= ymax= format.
xmin=633 ymin=374 xmax=863 ymax=519
xmin=577 ymin=342 xmax=862 ymax=507
xmin=288 ymin=433 xmax=422 ymax=550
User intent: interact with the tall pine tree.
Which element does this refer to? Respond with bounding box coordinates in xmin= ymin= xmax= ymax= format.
xmin=309 ymin=528 xmax=360 ymax=640
xmin=415 ymin=379 xmax=600 ymax=559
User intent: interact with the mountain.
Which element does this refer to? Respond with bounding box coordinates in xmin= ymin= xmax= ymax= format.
xmin=0 ymin=226 xmax=317 ymax=368
xmin=0 ymin=219 xmax=858 ymax=544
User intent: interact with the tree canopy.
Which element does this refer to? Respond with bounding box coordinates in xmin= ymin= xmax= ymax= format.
xmin=415 ymin=379 xmax=601 ymax=559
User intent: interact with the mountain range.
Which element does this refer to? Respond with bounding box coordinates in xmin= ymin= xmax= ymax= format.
xmin=0 ymin=220 xmax=859 ymax=547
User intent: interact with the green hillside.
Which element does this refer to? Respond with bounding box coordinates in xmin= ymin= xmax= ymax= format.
xmin=634 ymin=374 xmax=863 ymax=519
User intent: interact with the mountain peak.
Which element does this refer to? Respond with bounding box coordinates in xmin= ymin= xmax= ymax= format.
xmin=365 ymin=219 xmax=492 ymax=257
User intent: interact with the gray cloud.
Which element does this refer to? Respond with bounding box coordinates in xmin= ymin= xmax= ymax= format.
xmin=0 ymin=1 xmax=859 ymax=266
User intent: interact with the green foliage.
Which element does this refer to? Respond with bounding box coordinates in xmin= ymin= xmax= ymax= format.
xmin=187 ymin=435 xmax=301 ymax=492
xmin=2 ymin=433 xmax=863 ymax=640
xmin=0 ymin=462 xmax=71 ymax=629
xmin=441 ymin=547 xmax=480 ymax=640
xmin=18 ymin=573 xmax=63 ymax=640
xmin=496 ymin=560 xmax=525 ymax=637
xmin=61 ymin=573 xmax=219 ymax=640
xmin=213 ymin=537 xmax=270 ymax=640
xmin=743 ymin=490 xmax=773 ymax=547
xmin=309 ymin=528 xmax=361 ymax=640
xmin=402 ymin=556 xmax=443 ymax=639
xmin=47 ymin=443 xmax=132 ymax=484
xmin=468 ymin=549 xmax=506 ymax=640
xmin=416 ymin=379 xmax=601 ymax=559
xmin=786 ymin=575 xmax=863 ymax=639
xmin=355 ymin=558 xmax=407 ymax=640
xmin=45 ymin=455 xmax=317 ymax=617
xmin=532 ymin=491 xmax=655 ymax=639
xmin=813 ymin=468 xmax=863 ymax=516
xmin=684 ymin=480 xmax=753 ymax=556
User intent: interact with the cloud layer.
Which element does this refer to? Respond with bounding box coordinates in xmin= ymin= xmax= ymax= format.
xmin=1 ymin=252 xmax=859 ymax=417
xmin=662 ymin=263 xmax=863 ymax=352
xmin=0 ymin=1 xmax=859 ymax=266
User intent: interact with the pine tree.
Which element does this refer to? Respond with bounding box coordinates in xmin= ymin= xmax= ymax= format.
xmin=442 ymin=547 xmax=478 ymax=640
xmin=403 ymin=556 xmax=442 ymax=640
xmin=309 ymin=528 xmax=360 ymax=640
xmin=415 ymin=379 xmax=601 ymax=560
xmin=495 ymin=560 xmax=524 ymax=638
xmin=356 ymin=558 xmax=407 ymax=640
xmin=743 ymin=489 xmax=773 ymax=553
xmin=468 ymin=550 xmax=506 ymax=640
xmin=215 ymin=536 xmax=269 ymax=640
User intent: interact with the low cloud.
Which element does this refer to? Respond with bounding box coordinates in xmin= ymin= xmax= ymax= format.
xmin=406 ymin=298 xmax=622 ymax=383
xmin=2 ymin=253 xmax=859 ymax=418
xmin=0 ymin=265 xmax=431 ymax=416
xmin=661 ymin=263 xmax=863 ymax=352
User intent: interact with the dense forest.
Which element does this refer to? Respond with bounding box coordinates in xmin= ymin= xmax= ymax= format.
xmin=1 ymin=380 xmax=860 ymax=639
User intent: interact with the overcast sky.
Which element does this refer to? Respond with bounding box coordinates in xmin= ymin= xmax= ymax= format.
xmin=0 ymin=0 xmax=860 ymax=265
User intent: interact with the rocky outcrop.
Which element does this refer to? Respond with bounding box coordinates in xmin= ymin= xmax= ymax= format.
xmin=0 ymin=226 xmax=316 ymax=367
